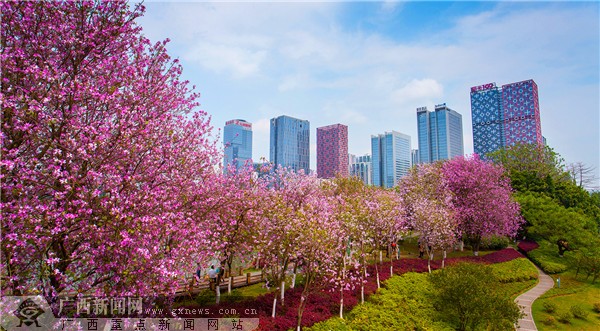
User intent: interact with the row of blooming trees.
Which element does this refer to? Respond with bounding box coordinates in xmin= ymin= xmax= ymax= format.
xmin=1 ymin=1 xmax=524 ymax=330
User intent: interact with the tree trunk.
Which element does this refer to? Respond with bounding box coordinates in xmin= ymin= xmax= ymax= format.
xmin=271 ymin=297 xmax=277 ymax=318
xmin=473 ymin=236 xmax=481 ymax=256
xmin=442 ymin=250 xmax=447 ymax=269
xmin=291 ymin=261 xmax=298 ymax=289
xmin=339 ymin=287 xmax=344 ymax=319
xmin=361 ymin=284 xmax=364 ymax=304
xmin=281 ymin=281 xmax=285 ymax=306
xmin=296 ymin=276 xmax=313 ymax=331
xmin=427 ymin=247 xmax=433 ymax=274
xmin=375 ymin=264 xmax=380 ymax=289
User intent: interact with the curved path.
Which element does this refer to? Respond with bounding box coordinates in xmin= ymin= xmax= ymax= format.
xmin=514 ymin=265 xmax=555 ymax=331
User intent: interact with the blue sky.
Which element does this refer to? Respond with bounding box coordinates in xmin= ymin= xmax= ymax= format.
xmin=138 ymin=1 xmax=599 ymax=186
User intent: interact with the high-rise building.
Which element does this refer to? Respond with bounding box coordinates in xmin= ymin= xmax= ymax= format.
xmin=411 ymin=149 xmax=420 ymax=166
xmin=270 ymin=115 xmax=310 ymax=172
xmin=223 ymin=119 xmax=252 ymax=171
xmin=349 ymin=153 xmax=372 ymax=186
xmin=371 ymin=131 xmax=411 ymax=188
xmin=471 ymin=79 xmax=542 ymax=156
xmin=317 ymin=124 xmax=348 ymax=178
xmin=502 ymin=80 xmax=543 ymax=147
xmin=416 ymin=103 xmax=464 ymax=164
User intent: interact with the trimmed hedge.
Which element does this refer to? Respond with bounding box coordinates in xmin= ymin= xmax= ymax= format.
xmin=490 ymin=258 xmax=538 ymax=283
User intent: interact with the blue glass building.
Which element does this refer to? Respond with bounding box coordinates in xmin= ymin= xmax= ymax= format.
xmin=270 ymin=115 xmax=310 ymax=172
xmin=416 ymin=104 xmax=464 ymax=164
xmin=223 ymin=119 xmax=253 ymax=171
xmin=349 ymin=154 xmax=372 ymax=186
xmin=371 ymin=131 xmax=411 ymax=188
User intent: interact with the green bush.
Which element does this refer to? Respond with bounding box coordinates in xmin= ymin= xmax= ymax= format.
xmin=430 ymin=263 xmax=521 ymax=331
xmin=557 ymin=311 xmax=572 ymax=324
xmin=570 ymin=304 xmax=588 ymax=320
xmin=543 ymin=301 xmax=557 ymax=313
xmin=541 ymin=316 xmax=556 ymax=326
xmin=594 ymin=302 xmax=600 ymax=314
xmin=480 ymin=235 xmax=511 ymax=250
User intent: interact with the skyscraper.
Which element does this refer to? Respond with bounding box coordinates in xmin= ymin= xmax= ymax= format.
xmin=411 ymin=149 xmax=420 ymax=166
xmin=371 ymin=131 xmax=411 ymax=188
xmin=502 ymin=80 xmax=543 ymax=147
xmin=349 ymin=153 xmax=372 ymax=186
xmin=416 ymin=103 xmax=464 ymax=164
xmin=270 ymin=115 xmax=310 ymax=172
xmin=317 ymin=124 xmax=348 ymax=178
xmin=223 ymin=119 xmax=252 ymax=171
xmin=471 ymin=79 xmax=542 ymax=156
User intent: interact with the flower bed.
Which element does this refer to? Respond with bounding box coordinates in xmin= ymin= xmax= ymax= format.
xmin=517 ymin=240 xmax=540 ymax=253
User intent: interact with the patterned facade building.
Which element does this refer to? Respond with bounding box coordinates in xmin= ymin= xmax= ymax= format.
xmin=502 ymin=80 xmax=543 ymax=147
xmin=371 ymin=131 xmax=411 ymax=188
xmin=223 ymin=119 xmax=252 ymax=171
xmin=270 ymin=115 xmax=310 ymax=172
xmin=316 ymin=124 xmax=349 ymax=178
xmin=349 ymin=154 xmax=372 ymax=186
xmin=416 ymin=103 xmax=464 ymax=164
xmin=471 ymin=79 xmax=542 ymax=157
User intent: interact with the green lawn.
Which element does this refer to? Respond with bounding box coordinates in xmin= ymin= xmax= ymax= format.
xmin=532 ymin=271 xmax=600 ymax=330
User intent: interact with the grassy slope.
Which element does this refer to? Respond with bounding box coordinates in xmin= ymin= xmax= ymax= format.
xmin=532 ymin=271 xmax=600 ymax=331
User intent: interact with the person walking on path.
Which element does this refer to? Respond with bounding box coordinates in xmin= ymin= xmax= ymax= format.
xmin=208 ymin=265 xmax=218 ymax=291
xmin=514 ymin=265 xmax=555 ymax=331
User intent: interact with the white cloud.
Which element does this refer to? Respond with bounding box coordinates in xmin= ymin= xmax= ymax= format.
xmin=391 ymin=78 xmax=444 ymax=104
xmin=185 ymin=43 xmax=267 ymax=78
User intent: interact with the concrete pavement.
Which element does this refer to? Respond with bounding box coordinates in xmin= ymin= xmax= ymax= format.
xmin=514 ymin=265 xmax=555 ymax=331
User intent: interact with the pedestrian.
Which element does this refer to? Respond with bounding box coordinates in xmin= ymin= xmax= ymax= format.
xmin=208 ymin=265 xmax=217 ymax=290
xmin=419 ymin=242 xmax=425 ymax=259
xmin=195 ymin=262 xmax=202 ymax=283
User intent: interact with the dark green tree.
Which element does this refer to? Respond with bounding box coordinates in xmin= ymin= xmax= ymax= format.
xmin=486 ymin=143 xmax=570 ymax=194
xmin=514 ymin=192 xmax=598 ymax=248
xmin=430 ymin=263 xmax=522 ymax=331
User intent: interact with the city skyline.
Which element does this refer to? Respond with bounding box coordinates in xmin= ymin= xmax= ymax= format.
xmin=139 ymin=1 xmax=599 ymax=186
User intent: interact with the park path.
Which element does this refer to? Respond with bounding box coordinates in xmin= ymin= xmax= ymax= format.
xmin=514 ymin=265 xmax=555 ymax=331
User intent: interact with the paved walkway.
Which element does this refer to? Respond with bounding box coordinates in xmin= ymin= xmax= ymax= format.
xmin=514 ymin=265 xmax=555 ymax=331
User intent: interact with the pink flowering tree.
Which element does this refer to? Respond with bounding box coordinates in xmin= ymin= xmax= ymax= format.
xmin=442 ymin=155 xmax=524 ymax=256
xmin=200 ymin=164 xmax=267 ymax=297
xmin=292 ymin=186 xmax=344 ymax=331
xmin=369 ymin=188 xmax=408 ymax=280
xmin=254 ymin=167 xmax=319 ymax=316
xmin=1 ymin=1 xmax=220 ymax=297
xmin=322 ymin=177 xmax=369 ymax=316
xmin=399 ymin=164 xmax=459 ymax=272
